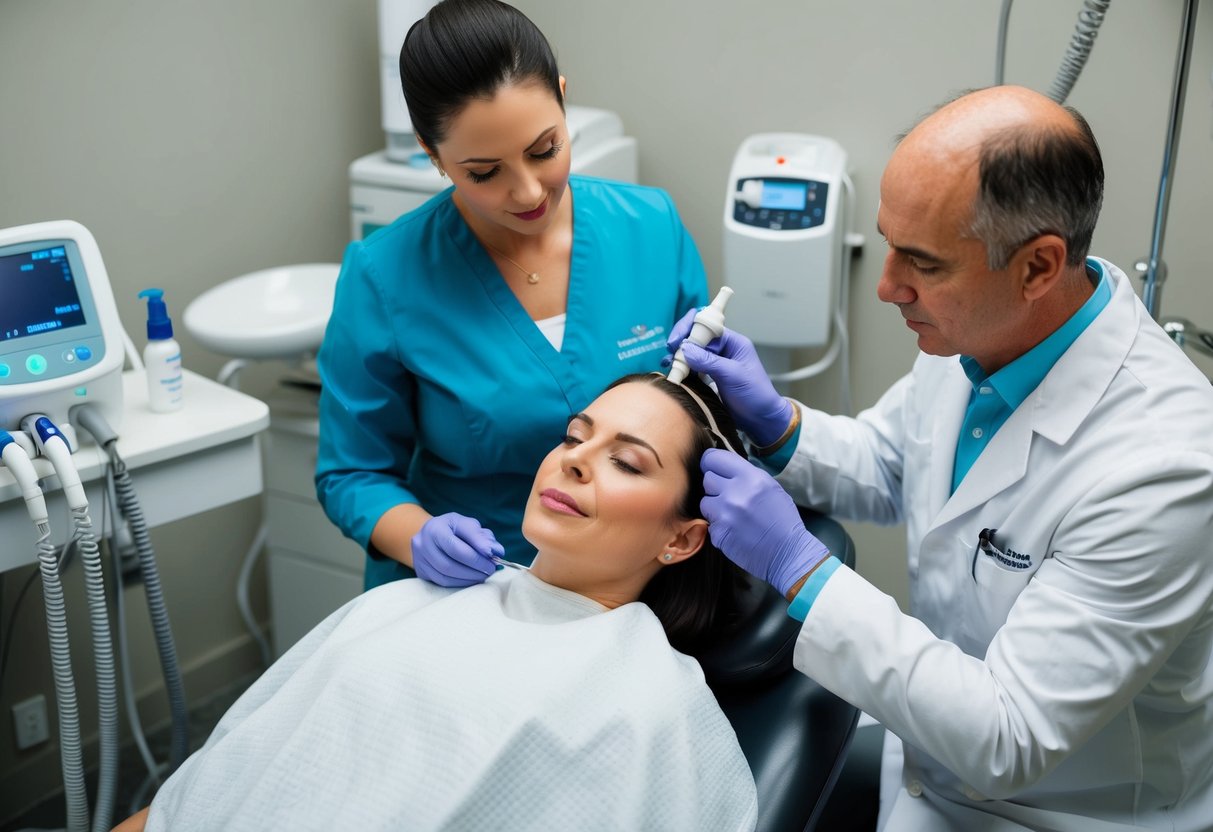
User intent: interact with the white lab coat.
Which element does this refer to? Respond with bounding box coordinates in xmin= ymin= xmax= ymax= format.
xmin=782 ymin=260 xmax=1213 ymax=831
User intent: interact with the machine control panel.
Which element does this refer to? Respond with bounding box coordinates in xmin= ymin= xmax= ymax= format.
xmin=732 ymin=177 xmax=829 ymax=231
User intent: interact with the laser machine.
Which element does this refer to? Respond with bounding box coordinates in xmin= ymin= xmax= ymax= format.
xmin=722 ymin=133 xmax=860 ymax=412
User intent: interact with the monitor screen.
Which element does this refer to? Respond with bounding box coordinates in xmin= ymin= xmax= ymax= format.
xmin=0 ymin=246 xmax=88 ymax=343
xmin=760 ymin=181 xmax=808 ymax=211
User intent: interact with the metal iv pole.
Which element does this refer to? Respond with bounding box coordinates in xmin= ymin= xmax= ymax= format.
xmin=1136 ymin=0 xmax=1201 ymax=320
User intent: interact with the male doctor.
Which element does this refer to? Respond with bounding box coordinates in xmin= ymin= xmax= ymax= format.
xmin=671 ymin=85 xmax=1213 ymax=830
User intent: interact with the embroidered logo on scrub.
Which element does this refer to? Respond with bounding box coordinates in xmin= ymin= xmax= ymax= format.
xmin=616 ymin=324 xmax=667 ymax=361
xmin=972 ymin=528 xmax=1034 ymax=576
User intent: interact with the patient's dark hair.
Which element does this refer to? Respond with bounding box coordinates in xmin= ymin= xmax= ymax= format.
xmin=399 ymin=0 xmax=564 ymax=152
xmin=606 ymin=373 xmax=751 ymax=654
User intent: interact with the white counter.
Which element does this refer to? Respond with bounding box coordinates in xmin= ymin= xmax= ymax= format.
xmin=1 ymin=369 xmax=270 ymax=570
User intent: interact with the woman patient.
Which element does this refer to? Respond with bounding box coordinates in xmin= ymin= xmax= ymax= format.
xmin=116 ymin=373 xmax=759 ymax=831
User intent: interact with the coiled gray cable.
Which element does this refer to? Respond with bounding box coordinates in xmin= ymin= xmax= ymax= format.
xmin=108 ymin=444 xmax=191 ymax=770
xmin=1046 ymin=0 xmax=1112 ymax=103
xmin=72 ymin=402 xmax=191 ymax=775
xmin=72 ymin=506 xmax=120 ymax=832
xmin=995 ymin=0 xmax=1111 ymax=102
xmin=103 ymin=467 xmax=165 ymax=807
xmin=36 ymin=524 xmax=90 ymax=832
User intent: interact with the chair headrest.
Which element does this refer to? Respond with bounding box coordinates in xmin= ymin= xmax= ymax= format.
xmin=697 ymin=507 xmax=854 ymax=690
xmin=697 ymin=578 xmax=802 ymax=689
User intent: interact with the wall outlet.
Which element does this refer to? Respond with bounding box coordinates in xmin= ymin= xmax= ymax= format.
xmin=12 ymin=694 xmax=50 ymax=750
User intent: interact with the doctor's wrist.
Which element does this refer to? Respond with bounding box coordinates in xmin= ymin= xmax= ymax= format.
xmin=784 ymin=557 xmax=825 ymax=602
xmin=751 ymin=399 xmax=800 ymax=457
xmin=785 ymin=572 xmax=812 ymax=603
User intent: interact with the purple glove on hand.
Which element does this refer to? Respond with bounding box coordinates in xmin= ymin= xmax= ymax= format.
xmin=665 ymin=307 xmax=792 ymax=447
xmin=700 ymin=448 xmax=830 ymax=598
xmin=412 ymin=512 xmax=502 ymax=587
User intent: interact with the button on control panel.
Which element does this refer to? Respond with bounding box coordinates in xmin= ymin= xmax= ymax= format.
xmin=0 ymin=339 xmax=103 ymax=385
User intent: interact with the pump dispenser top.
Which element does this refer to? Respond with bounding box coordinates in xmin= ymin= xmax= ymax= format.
xmin=137 ymin=288 xmax=183 ymax=412
xmin=138 ymin=288 xmax=174 ymax=340
xmin=667 ymin=286 xmax=734 ymax=384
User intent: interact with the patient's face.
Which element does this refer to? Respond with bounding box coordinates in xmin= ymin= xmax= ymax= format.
xmin=523 ymin=381 xmax=700 ymax=606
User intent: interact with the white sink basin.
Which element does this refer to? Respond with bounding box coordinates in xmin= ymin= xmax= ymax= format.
xmin=184 ymin=263 xmax=340 ymax=359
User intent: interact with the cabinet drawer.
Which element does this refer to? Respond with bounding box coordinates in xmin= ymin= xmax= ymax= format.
xmin=264 ymin=425 xmax=321 ymax=501
xmin=266 ymin=493 xmax=365 ymax=572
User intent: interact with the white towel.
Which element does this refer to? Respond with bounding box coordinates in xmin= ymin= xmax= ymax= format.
xmin=147 ymin=570 xmax=757 ymax=831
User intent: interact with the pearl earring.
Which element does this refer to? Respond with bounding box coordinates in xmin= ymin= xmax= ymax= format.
xmin=662 ymin=553 xmax=673 ymax=562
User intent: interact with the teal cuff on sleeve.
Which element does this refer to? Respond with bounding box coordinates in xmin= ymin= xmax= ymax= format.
xmin=753 ymin=422 xmax=801 ymax=474
xmin=787 ymin=555 xmax=841 ymax=622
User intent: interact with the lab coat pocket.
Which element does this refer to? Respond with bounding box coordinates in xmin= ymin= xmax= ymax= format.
xmin=969 ymin=539 xmax=1033 ymax=632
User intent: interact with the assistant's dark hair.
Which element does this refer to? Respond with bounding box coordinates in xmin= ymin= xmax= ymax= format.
xmin=605 ymin=373 xmax=751 ymax=655
xmin=399 ymin=0 xmax=564 ymax=151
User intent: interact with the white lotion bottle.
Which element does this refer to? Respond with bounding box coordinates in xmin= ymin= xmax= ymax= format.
xmin=668 ymin=286 xmax=734 ymax=384
xmin=138 ymin=288 xmax=184 ymax=412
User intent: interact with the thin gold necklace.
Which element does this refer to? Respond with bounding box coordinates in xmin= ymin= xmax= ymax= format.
xmin=481 ymin=239 xmax=541 ymax=284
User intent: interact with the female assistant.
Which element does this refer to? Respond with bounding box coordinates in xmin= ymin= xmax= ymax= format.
xmin=316 ymin=0 xmax=707 ymax=588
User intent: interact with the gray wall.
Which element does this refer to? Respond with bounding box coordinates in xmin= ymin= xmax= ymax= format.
xmin=0 ymin=0 xmax=382 ymax=817
xmin=1 ymin=0 xmax=1210 ymax=820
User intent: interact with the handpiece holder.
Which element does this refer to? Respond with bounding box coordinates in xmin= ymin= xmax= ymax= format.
xmin=668 ymin=286 xmax=734 ymax=384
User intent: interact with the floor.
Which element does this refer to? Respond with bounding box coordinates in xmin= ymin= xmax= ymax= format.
xmin=1 ymin=671 xmax=259 ymax=832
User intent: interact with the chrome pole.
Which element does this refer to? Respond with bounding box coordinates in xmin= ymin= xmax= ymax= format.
xmin=1139 ymin=0 xmax=1200 ymax=319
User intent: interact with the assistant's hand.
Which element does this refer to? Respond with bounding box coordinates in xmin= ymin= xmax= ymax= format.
xmin=666 ymin=307 xmax=792 ymax=447
xmin=411 ymin=513 xmax=502 ymax=587
xmin=700 ymin=449 xmax=830 ymax=598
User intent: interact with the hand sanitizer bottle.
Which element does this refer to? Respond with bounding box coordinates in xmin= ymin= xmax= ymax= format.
xmin=138 ymin=289 xmax=184 ymax=412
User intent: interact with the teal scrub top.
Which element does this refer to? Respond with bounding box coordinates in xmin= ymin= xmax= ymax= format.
xmin=316 ymin=175 xmax=709 ymax=588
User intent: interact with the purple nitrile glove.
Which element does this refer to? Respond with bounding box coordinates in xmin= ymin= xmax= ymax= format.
xmin=666 ymin=308 xmax=793 ymax=447
xmin=411 ymin=512 xmax=502 ymax=587
xmin=700 ymin=448 xmax=830 ymax=597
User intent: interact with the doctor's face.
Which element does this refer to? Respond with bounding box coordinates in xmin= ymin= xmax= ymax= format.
xmin=523 ymin=382 xmax=706 ymax=609
xmin=875 ymin=140 xmax=1034 ymax=374
xmin=431 ymin=79 xmax=572 ymax=238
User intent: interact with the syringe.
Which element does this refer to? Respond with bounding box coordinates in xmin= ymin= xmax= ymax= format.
xmin=667 ymin=286 xmax=734 ymax=384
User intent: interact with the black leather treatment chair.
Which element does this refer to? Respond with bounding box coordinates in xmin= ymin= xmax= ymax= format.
xmin=699 ymin=508 xmax=860 ymax=832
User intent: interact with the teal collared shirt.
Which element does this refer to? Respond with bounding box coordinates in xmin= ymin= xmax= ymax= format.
xmin=951 ymin=258 xmax=1111 ymax=493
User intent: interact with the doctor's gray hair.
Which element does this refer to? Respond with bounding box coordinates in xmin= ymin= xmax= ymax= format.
xmin=967 ymin=110 xmax=1104 ymax=270
xmin=399 ymin=0 xmax=564 ymax=152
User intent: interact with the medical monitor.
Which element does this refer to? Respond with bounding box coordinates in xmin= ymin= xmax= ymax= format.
xmin=0 ymin=220 xmax=125 ymax=433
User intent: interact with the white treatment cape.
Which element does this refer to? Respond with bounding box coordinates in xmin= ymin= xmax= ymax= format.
xmin=147 ymin=570 xmax=757 ymax=831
